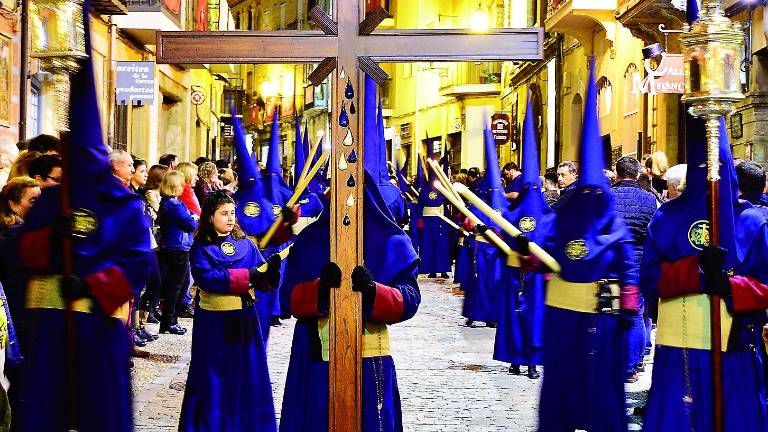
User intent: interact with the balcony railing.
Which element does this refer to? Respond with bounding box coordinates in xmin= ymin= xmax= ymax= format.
xmin=547 ymin=0 xmax=569 ymax=19
xmin=125 ymin=0 xmax=180 ymax=15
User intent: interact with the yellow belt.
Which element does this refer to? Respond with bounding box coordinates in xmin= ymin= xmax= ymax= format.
xmin=422 ymin=206 xmax=443 ymax=217
xmin=26 ymin=275 xmax=129 ymax=320
xmin=318 ymin=317 xmax=390 ymax=361
xmin=198 ymin=289 xmax=254 ymax=311
xmin=545 ymin=275 xmax=600 ymax=314
xmin=656 ymin=294 xmax=733 ymax=351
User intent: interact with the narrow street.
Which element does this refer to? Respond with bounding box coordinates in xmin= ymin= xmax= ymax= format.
xmin=132 ymin=278 xmax=651 ymax=431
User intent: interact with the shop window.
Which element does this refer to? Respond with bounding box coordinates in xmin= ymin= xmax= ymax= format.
xmin=597 ymin=76 xmax=612 ymax=118
xmin=623 ymin=64 xmax=639 ymax=116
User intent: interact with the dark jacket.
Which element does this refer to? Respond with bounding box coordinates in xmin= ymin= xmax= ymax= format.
xmin=611 ymin=179 xmax=657 ymax=265
xmin=157 ymin=197 xmax=197 ymax=251
xmin=550 ymin=182 xmax=576 ymax=212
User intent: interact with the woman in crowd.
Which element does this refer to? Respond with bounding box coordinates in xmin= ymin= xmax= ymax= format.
xmin=194 ymin=161 xmax=221 ymax=204
xmin=8 ymin=152 xmax=41 ymax=182
xmin=0 ymin=177 xmax=40 ymax=429
xmin=139 ymin=164 xmax=169 ymax=324
xmin=177 ymin=162 xmax=201 ymax=216
xmin=157 ymin=171 xmax=198 ymax=335
xmin=218 ymin=168 xmax=237 ymax=194
xmin=645 ymin=151 xmax=668 ymax=195
xmin=179 ymin=191 xmax=280 ymax=432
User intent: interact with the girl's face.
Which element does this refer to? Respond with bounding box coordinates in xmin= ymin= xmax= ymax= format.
xmin=133 ymin=164 xmax=148 ymax=186
xmin=212 ymin=202 xmax=236 ymax=235
xmin=10 ymin=186 xmax=41 ymax=220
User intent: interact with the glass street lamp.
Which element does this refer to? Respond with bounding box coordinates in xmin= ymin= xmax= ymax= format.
xmin=29 ymin=0 xmax=88 ymax=131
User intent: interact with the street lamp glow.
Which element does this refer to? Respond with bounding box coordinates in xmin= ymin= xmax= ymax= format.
xmin=470 ymin=8 xmax=489 ymax=33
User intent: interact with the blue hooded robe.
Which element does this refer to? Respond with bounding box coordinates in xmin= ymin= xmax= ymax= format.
xmin=231 ymin=113 xmax=280 ymax=340
xmin=417 ymin=171 xmax=452 ymax=275
xmin=494 ymin=94 xmax=552 ymax=367
xmin=16 ymin=4 xmax=151 ymax=429
xmin=461 ymin=122 xmax=505 ymax=324
xmin=279 ymin=170 xmax=420 ymax=432
xmin=640 ymin=114 xmax=768 ymax=432
xmin=537 ymin=59 xmax=636 ymax=432
xmin=179 ymin=232 xmax=277 ymax=432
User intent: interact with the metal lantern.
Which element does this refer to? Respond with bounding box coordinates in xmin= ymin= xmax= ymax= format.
xmin=681 ymin=0 xmax=744 ymax=122
xmin=30 ymin=0 xmax=88 ymax=131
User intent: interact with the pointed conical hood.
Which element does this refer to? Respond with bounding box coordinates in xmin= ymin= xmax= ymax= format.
xmin=266 ymin=108 xmax=282 ymax=176
xmin=396 ymin=158 xmax=411 ymax=194
xmin=293 ymin=116 xmax=306 ymax=188
xmin=481 ymin=119 xmax=507 ymax=213
xmin=649 ymin=114 xmax=740 ymax=267
xmin=415 ymin=153 xmax=426 ymax=189
xmin=687 ymin=0 xmax=700 ymax=24
xmin=263 ymin=108 xmax=293 ymax=209
xmin=363 ymin=74 xmax=405 ymax=221
xmin=503 ymin=91 xmax=553 ymax=245
xmin=577 ymin=57 xmax=608 ymax=189
xmin=67 ymin=0 xmax=133 ymax=210
xmin=550 ymin=58 xmax=628 ymax=282
xmin=232 ymin=111 xmax=276 ymax=236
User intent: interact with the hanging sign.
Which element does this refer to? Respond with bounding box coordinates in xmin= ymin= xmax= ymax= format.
xmin=491 ymin=113 xmax=511 ymax=146
xmin=632 ymin=53 xmax=685 ymax=95
xmin=115 ymin=61 xmax=155 ymax=104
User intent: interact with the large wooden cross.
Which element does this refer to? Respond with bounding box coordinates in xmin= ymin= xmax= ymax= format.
xmin=156 ymin=2 xmax=542 ymax=430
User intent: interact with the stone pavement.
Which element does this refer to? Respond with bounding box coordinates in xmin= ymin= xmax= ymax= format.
xmin=131 ymin=277 xmax=651 ymax=431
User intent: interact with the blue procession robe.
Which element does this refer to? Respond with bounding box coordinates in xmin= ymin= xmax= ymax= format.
xmin=279 ymin=172 xmax=421 ymax=432
xmin=416 ymin=185 xmax=451 ymax=275
xmin=452 ymin=234 xmax=472 ymax=288
xmin=493 ymin=267 xmax=545 ymax=366
xmin=461 ymin=235 xmax=501 ymax=323
xmin=640 ymin=115 xmax=768 ymax=432
xmin=180 ymin=234 xmax=277 ymax=432
xmin=17 ymin=185 xmax=151 ymax=432
xmin=535 ymin=171 xmax=637 ymax=432
xmin=640 ymin=205 xmax=768 ymax=432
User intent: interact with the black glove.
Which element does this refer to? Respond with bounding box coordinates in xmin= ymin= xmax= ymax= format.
xmin=319 ymin=262 xmax=342 ymax=302
xmin=700 ymin=246 xmax=731 ymax=297
xmin=52 ymin=214 xmax=72 ymax=239
xmin=281 ymin=206 xmax=298 ymax=225
xmin=351 ymin=266 xmax=376 ymax=307
xmin=474 ymin=224 xmax=489 ymax=235
xmin=515 ymin=234 xmax=531 ymax=256
xmin=60 ymin=275 xmax=89 ymax=301
xmin=265 ymin=254 xmax=282 ymax=288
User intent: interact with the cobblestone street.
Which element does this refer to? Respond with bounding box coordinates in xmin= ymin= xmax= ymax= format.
xmin=131 ymin=277 xmax=651 ymax=431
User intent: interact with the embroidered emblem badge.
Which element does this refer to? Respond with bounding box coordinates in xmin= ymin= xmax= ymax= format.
xmin=688 ymin=220 xmax=710 ymax=250
xmin=428 ymin=191 xmax=438 ymax=200
xmin=272 ymin=205 xmax=282 ymax=216
xmin=519 ymin=216 xmax=536 ymax=233
xmin=71 ymin=208 xmax=98 ymax=238
xmin=243 ymin=202 xmax=261 ymax=217
xmin=220 ymin=241 xmax=236 ymax=256
xmin=565 ymin=239 xmax=589 ymax=260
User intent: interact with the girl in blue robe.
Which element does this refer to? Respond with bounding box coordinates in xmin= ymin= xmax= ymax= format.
xmin=179 ymin=191 xmax=281 ymax=432
xmin=640 ymin=115 xmax=768 ymax=432
xmin=279 ymin=171 xmax=420 ymax=432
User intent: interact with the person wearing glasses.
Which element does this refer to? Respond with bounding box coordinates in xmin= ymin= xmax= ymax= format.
xmin=27 ymin=155 xmax=62 ymax=189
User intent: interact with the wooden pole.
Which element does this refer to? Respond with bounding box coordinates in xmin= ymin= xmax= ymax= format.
xmin=705 ymin=114 xmax=723 ymax=432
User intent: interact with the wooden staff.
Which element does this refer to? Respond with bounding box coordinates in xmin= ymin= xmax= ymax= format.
xmin=256 ymin=244 xmax=292 ymax=272
xmin=431 ymin=181 xmax=512 ymax=256
xmin=451 ymin=182 xmax=561 ymax=273
xmin=59 ymin=132 xmax=80 ymax=431
xmin=259 ymin=151 xmax=330 ymax=249
xmin=426 ymin=158 xmax=461 ymax=203
xmin=435 ymin=213 xmax=470 ymax=237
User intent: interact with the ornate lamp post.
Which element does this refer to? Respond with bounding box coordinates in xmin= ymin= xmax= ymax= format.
xmin=680 ymin=1 xmax=744 ymax=431
xmin=29 ymin=0 xmax=87 ymax=131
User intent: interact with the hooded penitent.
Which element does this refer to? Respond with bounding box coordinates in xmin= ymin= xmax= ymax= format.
xmin=233 ymin=113 xmax=276 ymax=237
xmin=264 ymin=109 xmax=293 ymax=213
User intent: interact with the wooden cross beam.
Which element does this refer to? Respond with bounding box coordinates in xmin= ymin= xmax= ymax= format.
xmin=157 ymin=3 xmax=542 ymax=431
